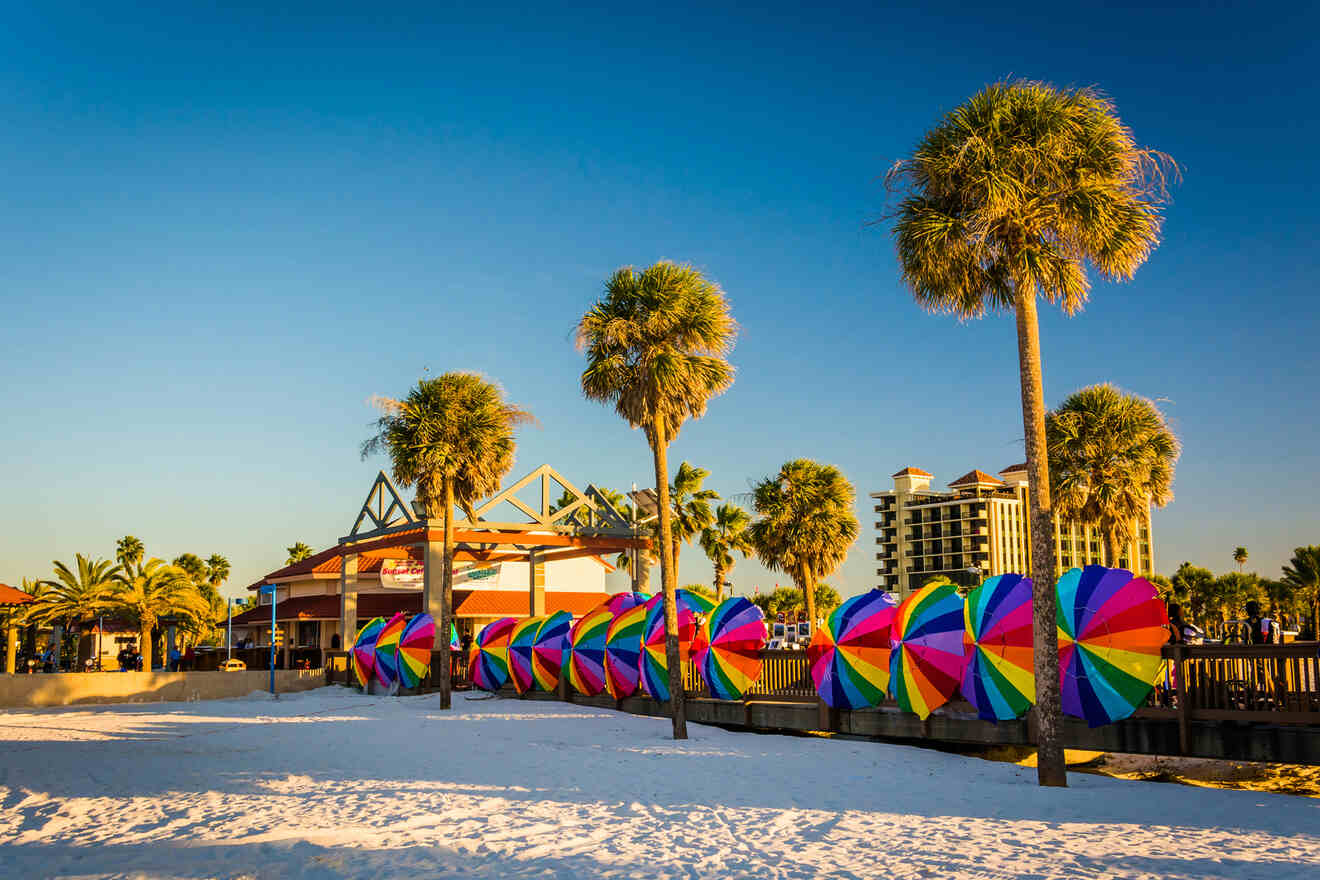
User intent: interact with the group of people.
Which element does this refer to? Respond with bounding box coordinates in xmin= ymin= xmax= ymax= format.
xmin=1167 ymin=601 xmax=1279 ymax=645
xmin=116 ymin=644 xmax=143 ymax=671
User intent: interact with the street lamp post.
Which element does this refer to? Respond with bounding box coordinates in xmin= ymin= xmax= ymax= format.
xmin=258 ymin=584 xmax=277 ymax=695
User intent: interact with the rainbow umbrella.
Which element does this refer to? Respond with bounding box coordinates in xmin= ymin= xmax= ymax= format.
xmin=1057 ymin=565 xmax=1170 ymax=727
xmin=808 ymin=590 xmax=898 ymax=709
xmin=568 ymin=607 xmax=613 ymax=695
xmin=374 ymin=612 xmax=407 ymax=690
xmin=351 ymin=617 xmax=386 ymax=690
xmin=507 ymin=616 xmax=543 ymax=694
xmin=531 ymin=610 xmax=572 ymax=691
xmin=604 ymin=603 xmax=648 ymax=699
xmin=693 ymin=597 xmax=766 ymax=700
xmin=890 ymin=583 xmax=965 ymax=719
xmin=450 ymin=622 xmax=461 ymax=651
xmin=961 ymin=574 xmax=1035 ymax=721
xmin=640 ymin=589 xmax=715 ymax=701
xmin=470 ymin=616 xmax=517 ymax=692
xmin=397 ymin=613 xmax=436 ymax=690
xmin=601 ymin=592 xmax=651 ymax=615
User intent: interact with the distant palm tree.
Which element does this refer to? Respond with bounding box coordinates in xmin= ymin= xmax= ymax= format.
xmin=362 ymin=373 xmax=532 ymax=709
xmin=577 ymin=261 xmax=736 ymax=740
xmin=748 ymin=459 xmax=859 ymax=633
xmin=116 ymin=536 xmax=145 ymax=569
xmin=285 ymin=542 xmax=314 ymax=565
xmin=700 ymin=503 xmax=752 ymax=600
xmin=887 ymin=81 xmax=1173 ymax=787
xmin=1282 ymin=546 xmax=1320 ymax=640
xmin=1046 ymin=384 xmax=1180 ymax=569
xmin=111 ymin=559 xmax=208 ymax=671
xmin=1233 ymin=547 xmax=1248 ymax=573
xmin=173 ymin=553 xmax=206 ymax=586
xmin=33 ymin=555 xmax=121 ymax=666
xmin=669 ymin=462 xmax=718 ymax=572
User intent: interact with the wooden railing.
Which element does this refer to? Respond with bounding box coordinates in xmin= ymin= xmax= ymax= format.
xmin=682 ymin=650 xmax=816 ymax=702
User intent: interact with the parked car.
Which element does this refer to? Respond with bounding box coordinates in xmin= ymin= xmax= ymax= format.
xmin=220 ymin=658 xmax=247 ymax=672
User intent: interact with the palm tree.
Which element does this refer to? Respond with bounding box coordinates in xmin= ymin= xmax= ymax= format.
xmin=116 ymin=536 xmax=145 ymax=569
xmin=286 ymin=542 xmax=314 ymax=565
xmin=1046 ymin=384 xmax=1180 ymax=568
xmin=748 ymin=459 xmax=859 ymax=634
xmin=1234 ymin=547 xmax=1248 ymax=573
xmin=577 ymin=261 xmax=736 ymax=740
xmin=1282 ymin=546 xmax=1320 ymax=640
xmin=173 ymin=553 xmax=206 ymax=586
xmin=886 ymin=81 xmax=1173 ymax=787
xmin=111 ymin=559 xmax=208 ymax=671
xmin=669 ymin=462 xmax=719 ymax=573
xmin=700 ymin=503 xmax=752 ymax=600
xmin=362 ymin=373 xmax=532 ymax=709
xmin=33 ymin=555 xmax=121 ymax=667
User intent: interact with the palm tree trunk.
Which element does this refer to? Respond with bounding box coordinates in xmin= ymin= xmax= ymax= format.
xmin=439 ymin=476 xmax=455 ymax=710
xmin=1014 ymin=288 xmax=1066 ymax=788
xmin=651 ymin=417 xmax=687 ymax=739
xmin=140 ymin=618 xmax=154 ymax=671
xmin=1106 ymin=533 xmax=1122 ymax=571
xmin=801 ymin=565 xmax=817 ymax=635
xmin=714 ymin=564 xmax=725 ymax=601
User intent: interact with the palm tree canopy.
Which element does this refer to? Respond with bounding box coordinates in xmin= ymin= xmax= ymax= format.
xmin=362 ymin=373 xmax=534 ymax=518
xmin=1046 ymin=383 xmax=1180 ymax=553
xmin=748 ymin=459 xmax=859 ymax=586
xmin=286 ymin=542 xmax=314 ymax=565
xmin=576 ymin=261 xmax=736 ymax=446
xmin=173 ymin=553 xmax=206 ymax=585
xmin=700 ymin=502 xmax=753 ymax=574
xmin=32 ymin=554 xmax=121 ymax=626
xmin=205 ymin=554 xmax=231 ymax=589
xmin=1282 ymin=547 xmax=1320 ymax=598
xmin=116 ymin=536 xmax=144 ymax=569
xmin=670 ymin=461 xmax=719 ymax=547
xmin=111 ymin=559 xmax=209 ymax=626
xmin=887 ymin=80 xmax=1174 ymax=317
xmin=1234 ymin=547 xmax=1248 ymax=564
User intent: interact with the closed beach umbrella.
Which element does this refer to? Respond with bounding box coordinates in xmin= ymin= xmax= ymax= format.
xmin=808 ymin=589 xmax=898 ymax=709
xmin=890 ymin=583 xmax=965 ymax=719
xmin=604 ymin=603 xmax=648 ymax=699
xmin=449 ymin=622 xmax=460 ymax=651
xmin=351 ymin=616 xmax=386 ymax=690
xmin=1057 ymin=565 xmax=1170 ymax=727
xmin=693 ymin=597 xmax=766 ymax=700
xmin=397 ymin=613 xmax=436 ymax=690
xmin=568 ymin=607 xmax=612 ymax=695
xmin=507 ymin=616 xmax=543 ymax=694
xmin=470 ymin=616 xmax=517 ymax=692
xmin=532 ymin=610 xmax=573 ymax=691
xmin=373 ymin=612 xmax=407 ymax=690
xmin=601 ymin=591 xmax=651 ymax=615
xmin=961 ymin=574 xmax=1035 ymax=722
xmin=639 ymin=589 xmax=715 ymax=701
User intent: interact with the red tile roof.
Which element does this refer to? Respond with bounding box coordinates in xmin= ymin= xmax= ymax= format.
xmin=891 ymin=467 xmax=932 ymax=478
xmin=999 ymin=463 xmax=1028 ymax=474
xmin=949 ymin=469 xmax=1003 ymax=487
xmin=230 ymin=590 xmax=612 ymax=625
xmin=0 ymin=583 xmax=33 ymax=606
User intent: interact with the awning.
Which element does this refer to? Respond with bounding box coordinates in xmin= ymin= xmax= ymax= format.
xmin=230 ymin=589 xmax=614 ymax=625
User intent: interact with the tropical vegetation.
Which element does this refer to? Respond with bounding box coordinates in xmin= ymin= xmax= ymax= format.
xmin=700 ymin=502 xmax=752 ymax=600
xmin=286 ymin=542 xmax=314 ymax=564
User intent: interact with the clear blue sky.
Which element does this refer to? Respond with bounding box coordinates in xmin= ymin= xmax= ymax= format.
xmin=2 ymin=2 xmax=1317 ymax=599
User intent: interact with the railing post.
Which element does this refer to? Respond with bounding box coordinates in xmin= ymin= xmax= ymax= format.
xmin=1174 ymin=644 xmax=1190 ymax=755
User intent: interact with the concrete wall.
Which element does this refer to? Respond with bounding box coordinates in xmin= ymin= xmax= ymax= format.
xmin=0 ymin=669 xmax=325 ymax=709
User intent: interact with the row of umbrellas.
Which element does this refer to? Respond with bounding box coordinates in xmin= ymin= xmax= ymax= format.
xmin=811 ymin=565 xmax=1170 ymax=727
xmin=350 ymin=613 xmax=455 ymax=693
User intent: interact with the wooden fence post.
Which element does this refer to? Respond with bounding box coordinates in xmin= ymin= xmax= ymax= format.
xmin=1175 ymin=643 xmax=1190 ymax=755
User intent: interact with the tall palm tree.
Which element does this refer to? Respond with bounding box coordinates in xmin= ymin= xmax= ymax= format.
xmin=700 ymin=503 xmax=752 ymax=600
xmin=33 ymin=555 xmax=121 ymax=666
xmin=1282 ymin=546 xmax=1320 ymax=640
xmin=111 ymin=559 xmax=208 ymax=671
xmin=362 ymin=372 xmax=532 ymax=710
xmin=205 ymin=555 xmax=231 ymax=593
xmin=1046 ymin=384 xmax=1180 ymax=568
xmin=669 ymin=461 xmax=718 ymax=572
xmin=887 ymin=81 xmax=1173 ymax=787
xmin=577 ymin=261 xmax=736 ymax=740
xmin=116 ymin=536 xmax=145 ymax=569
xmin=173 ymin=553 xmax=206 ymax=586
xmin=1233 ymin=547 xmax=1248 ymax=573
xmin=286 ymin=542 xmax=314 ymax=565
xmin=748 ymin=459 xmax=859 ymax=633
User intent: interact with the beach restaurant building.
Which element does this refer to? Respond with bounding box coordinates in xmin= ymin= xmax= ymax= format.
xmin=229 ymin=465 xmax=647 ymax=667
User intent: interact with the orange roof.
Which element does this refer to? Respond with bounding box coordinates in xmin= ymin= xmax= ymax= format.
xmin=0 ymin=583 xmax=33 ymax=605
xmin=891 ymin=467 xmax=932 ymax=478
xmin=949 ymin=469 xmax=1003 ymax=487
xmin=455 ymin=590 xmax=611 ymax=618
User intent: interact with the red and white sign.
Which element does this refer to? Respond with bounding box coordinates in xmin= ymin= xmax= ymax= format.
xmin=380 ymin=560 xmax=424 ymax=590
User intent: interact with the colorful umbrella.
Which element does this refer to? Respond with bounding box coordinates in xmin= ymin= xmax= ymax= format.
xmin=890 ymin=583 xmax=965 ymax=719
xmin=373 ymin=612 xmax=407 ymax=690
xmin=693 ymin=597 xmax=766 ymax=700
xmin=507 ymin=616 xmax=543 ymax=694
xmin=397 ymin=613 xmax=436 ymax=690
xmin=604 ymin=603 xmax=648 ymax=699
xmin=601 ymin=591 xmax=651 ymax=615
xmin=351 ymin=616 xmax=386 ymax=690
xmin=961 ymin=574 xmax=1035 ymax=722
xmin=532 ymin=610 xmax=572 ymax=691
xmin=640 ymin=589 xmax=715 ymax=701
xmin=450 ymin=621 xmax=461 ymax=651
xmin=808 ymin=590 xmax=898 ymax=709
xmin=568 ymin=607 xmax=613 ymax=695
xmin=469 ymin=617 xmax=517 ymax=692
xmin=1057 ymin=565 xmax=1170 ymax=727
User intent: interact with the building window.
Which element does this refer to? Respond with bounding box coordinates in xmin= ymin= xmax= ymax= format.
xmin=297 ymin=621 xmax=320 ymax=648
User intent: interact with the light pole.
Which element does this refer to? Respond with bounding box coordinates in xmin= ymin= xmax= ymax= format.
xmin=258 ymin=584 xmax=277 ymax=695
xmin=226 ymin=598 xmax=233 ymax=662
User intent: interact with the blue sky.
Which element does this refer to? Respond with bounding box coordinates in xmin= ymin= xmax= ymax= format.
xmin=2 ymin=2 xmax=1317 ymax=599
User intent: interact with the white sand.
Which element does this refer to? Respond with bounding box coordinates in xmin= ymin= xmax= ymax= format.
xmin=1 ymin=687 xmax=1317 ymax=879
